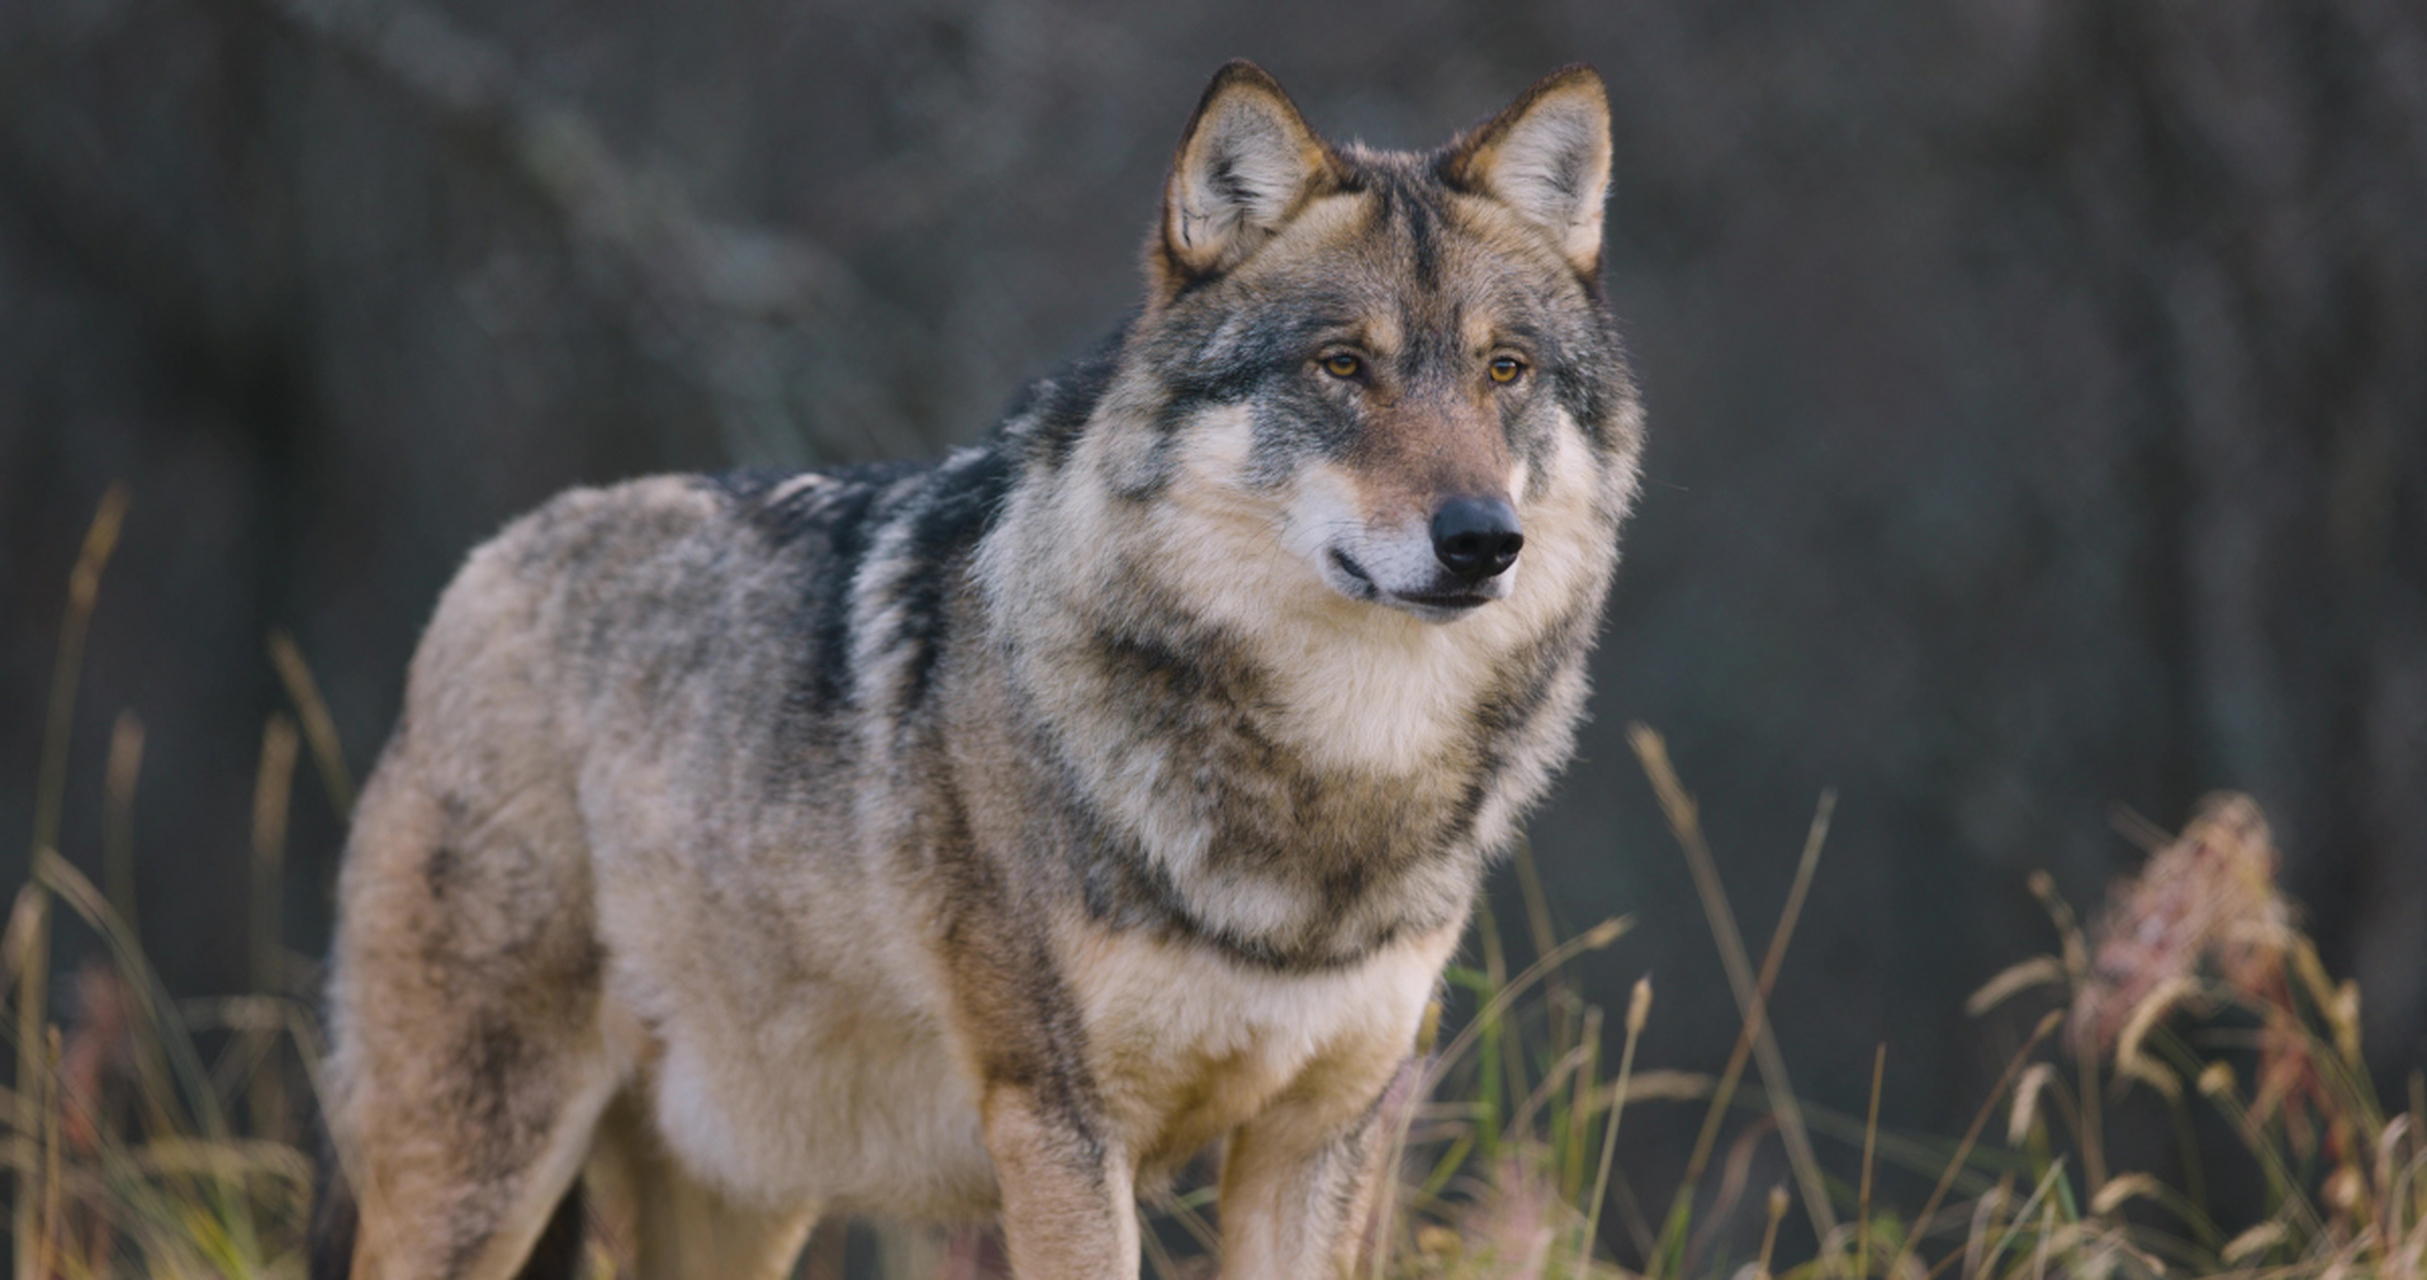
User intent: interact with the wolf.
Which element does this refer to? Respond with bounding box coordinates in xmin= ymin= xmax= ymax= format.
xmin=310 ymin=59 xmax=1644 ymax=1280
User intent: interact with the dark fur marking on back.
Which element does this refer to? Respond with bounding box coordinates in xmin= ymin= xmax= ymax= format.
xmin=1004 ymin=328 xmax=1126 ymax=470
xmin=708 ymin=460 xmax=929 ymax=547
xmin=803 ymin=472 xmax=915 ymax=710
xmin=893 ymin=449 xmax=1018 ymax=711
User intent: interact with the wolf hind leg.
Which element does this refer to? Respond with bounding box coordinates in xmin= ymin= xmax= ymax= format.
xmin=312 ymin=1106 xmax=599 ymax=1280
xmin=321 ymin=747 xmax=625 ymax=1279
xmin=589 ymin=1092 xmax=817 ymax=1280
xmin=330 ymin=1044 xmax=617 ymax=1280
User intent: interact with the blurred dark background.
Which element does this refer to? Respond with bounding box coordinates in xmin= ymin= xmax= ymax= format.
xmin=3 ymin=0 xmax=2423 ymax=1261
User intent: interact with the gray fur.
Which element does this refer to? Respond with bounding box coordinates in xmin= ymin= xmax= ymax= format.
xmin=315 ymin=60 xmax=1642 ymax=1280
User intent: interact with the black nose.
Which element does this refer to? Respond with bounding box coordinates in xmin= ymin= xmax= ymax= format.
xmin=1430 ymin=497 xmax=1524 ymax=582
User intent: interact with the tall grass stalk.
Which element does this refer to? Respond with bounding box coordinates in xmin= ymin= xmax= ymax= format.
xmin=1368 ymin=913 xmax=1630 ymax=1280
xmin=18 ymin=484 xmax=128 ymax=1279
xmin=1628 ymin=721 xmax=1836 ymax=1256
xmin=1577 ymin=978 xmax=1650 ymax=1280
xmin=1858 ymin=1045 xmax=1884 ymax=1280
xmin=268 ymin=631 xmax=355 ymax=820
xmin=249 ymin=714 xmax=300 ymax=1147
xmin=1886 ymin=1010 xmax=2061 ymax=1280
xmin=102 ymin=713 xmax=145 ymax=935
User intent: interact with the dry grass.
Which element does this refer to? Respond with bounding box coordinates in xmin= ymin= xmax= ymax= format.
xmin=9 ymin=488 xmax=2422 ymax=1278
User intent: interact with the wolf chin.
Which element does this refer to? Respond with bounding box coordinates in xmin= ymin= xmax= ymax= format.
xmin=311 ymin=60 xmax=1644 ymax=1280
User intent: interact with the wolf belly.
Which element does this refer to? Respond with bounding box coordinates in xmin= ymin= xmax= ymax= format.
xmin=641 ymin=983 xmax=999 ymax=1218
xmin=582 ymin=788 xmax=1004 ymax=1217
xmin=618 ymin=899 xmax=1460 ymax=1219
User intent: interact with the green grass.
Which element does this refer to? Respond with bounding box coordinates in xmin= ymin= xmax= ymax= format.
xmin=11 ymin=487 xmax=2424 ymax=1278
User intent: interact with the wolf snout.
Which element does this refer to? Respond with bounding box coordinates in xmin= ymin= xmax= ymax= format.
xmin=1430 ymin=497 xmax=1524 ymax=583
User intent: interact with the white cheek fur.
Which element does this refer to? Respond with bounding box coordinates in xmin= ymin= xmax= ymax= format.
xmin=1129 ymin=407 xmax=1608 ymax=777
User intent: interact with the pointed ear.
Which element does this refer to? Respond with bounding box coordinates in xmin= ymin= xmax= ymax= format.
xmin=1161 ymin=61 xmax=1335 ymax=280
xmin=1441 ymin=66 xmax=1613 ymax=276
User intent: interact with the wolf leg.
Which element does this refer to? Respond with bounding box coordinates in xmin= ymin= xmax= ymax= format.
xmin=587 ymin=1091 xmax=817 ymax=1280
xmin=1215 ymin=1070 xmax=1399 ymax=1280
xmin=332 ymin=1046 xmax=617 ymax=1280
xmin=984 ymin=1087 xmax=1140 ymax=1280
xmin=322 ymin=754 xmax=621 ymax=1279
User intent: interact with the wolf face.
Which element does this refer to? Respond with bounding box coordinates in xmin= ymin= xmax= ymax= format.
xmin=988 ymin=61 xmax=1640 ymax=811
xmin=1101 ymin=64 xmax=1633 ymax=626
xmin=957 ymin=66 xmax=1643 ymax=980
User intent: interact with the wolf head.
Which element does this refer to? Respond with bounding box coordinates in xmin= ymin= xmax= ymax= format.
xmin=1072 ymin=60 xmax=1641 ymax=628
xmin=975 ymin=64 xmax=1645 ymax=942
xmin=988 ymin=61 xmax=1642 ymax=773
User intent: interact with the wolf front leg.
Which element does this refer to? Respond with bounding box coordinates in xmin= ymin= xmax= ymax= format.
xmin=1216 ymin=1063 xmax=1406 ymax=1280
xmin=984 ymin=1084 xmax=1141 ymax=1280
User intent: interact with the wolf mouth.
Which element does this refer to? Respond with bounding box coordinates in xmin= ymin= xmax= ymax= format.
xmin=1330 ymin=548 xmax=1495 ymax=614
xmin=1328 ymin=548 xmax=1378 ymax=595
xmin=1394 ymin=590 xmax=1492 ymax=611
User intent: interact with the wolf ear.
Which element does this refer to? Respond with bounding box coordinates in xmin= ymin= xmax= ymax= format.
xmin=1161 ymin=61 xmax=1334 ymax=280
xmin=1442 ymin=66 xmax=1613 ymax=276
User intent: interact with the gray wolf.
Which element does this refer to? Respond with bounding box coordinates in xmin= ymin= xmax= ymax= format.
xmin=310 ymin=58 xmax=1644 ymax=1280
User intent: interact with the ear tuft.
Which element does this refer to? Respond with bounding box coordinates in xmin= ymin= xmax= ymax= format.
xmin=1161 ymin=61 xmax=1333 ymax=281
xmin=1442 ymin=66 xmax=1613 ymax=276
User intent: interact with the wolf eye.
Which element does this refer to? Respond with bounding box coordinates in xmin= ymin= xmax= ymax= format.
xmin=1321 ymin=353 xmax=1364 ymax=380
xmin=1488 ymin=355 xmax=1525 ymax=385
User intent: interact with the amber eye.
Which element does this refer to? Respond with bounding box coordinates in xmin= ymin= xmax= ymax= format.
xmin=1488 ymin=355 xmax=1525 ymax=385
xmin=1321 ymin=353 xmax=1364 ymax=380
